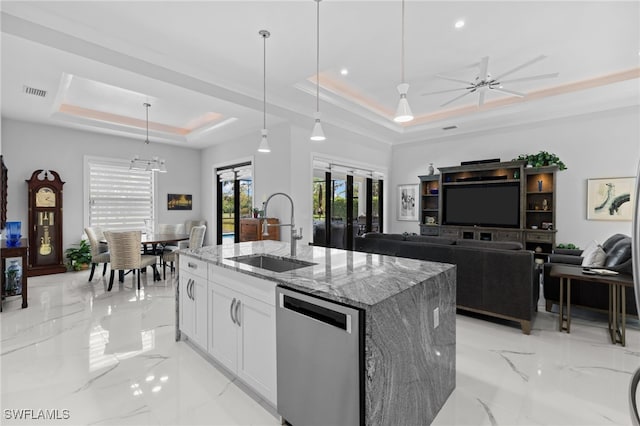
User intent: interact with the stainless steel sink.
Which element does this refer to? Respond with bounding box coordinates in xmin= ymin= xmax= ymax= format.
xmin=226 ymin=254 xmax=316 ymax=273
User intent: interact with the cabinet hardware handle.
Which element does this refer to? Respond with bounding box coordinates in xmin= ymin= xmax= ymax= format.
xmin=230 ymin=298 xmax=237 ymax=325
xmin=235 ymin=299 xmax=241 ymax=326
xmin=188 ymin=262 xmax=197 ymax=269
xmin=188 ymin=279 xmax=194 ymax=300
xmin=185 ymin=279 xmax=190 ymax=299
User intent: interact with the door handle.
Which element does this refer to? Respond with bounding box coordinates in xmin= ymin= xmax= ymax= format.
xmin=185 ymin=279 xmax=191 ymax=299
xmin=235 ymin=299 xmax=241 ymax=326
xmin=230 ymin=298 xmax=237 ymax=325
xmin=188 ymin=279 xmax=194 ymax=300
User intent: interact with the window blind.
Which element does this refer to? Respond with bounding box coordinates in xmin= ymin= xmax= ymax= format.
xmin=88 ymin=159 xmax=155 ymax=231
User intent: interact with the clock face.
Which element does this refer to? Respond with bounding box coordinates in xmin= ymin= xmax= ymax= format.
xmin=35 ymin=187 xmax=56 ymax=207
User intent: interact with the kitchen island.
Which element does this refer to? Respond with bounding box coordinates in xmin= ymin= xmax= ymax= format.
xmin=177 ymin=240 xmax=456 ymax=425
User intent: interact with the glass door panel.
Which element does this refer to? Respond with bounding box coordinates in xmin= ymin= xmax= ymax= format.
xmin=330 ymin=172 xmax=347 ymax=249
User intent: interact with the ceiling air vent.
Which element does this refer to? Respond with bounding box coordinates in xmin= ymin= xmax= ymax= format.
xmin=442 ymin=125 xmax=458 ymax=131
xmin=23 ymin=85 xmax=47 ymax=98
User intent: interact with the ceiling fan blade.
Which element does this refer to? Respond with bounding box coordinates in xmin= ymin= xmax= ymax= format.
xmin=494 ymin=54 xmax=547 ymax=81
xmin=421 ymin=87 xmax=469 ymax=96
xmin=490 ymin=87 xmax=526 ymax=97
xmin=441 ymin=90 xmax=474 ymax=107
xmin=499 ymin=72 xmax=559 ymax=84
xmin=435 ymin=74 xmax=473 ymax=85
xmin=478 ymin=56 xmax=489 ymax=82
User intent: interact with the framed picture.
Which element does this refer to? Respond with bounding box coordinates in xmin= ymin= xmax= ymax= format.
xmin=168 ymin=193 xmax=192 ymax=211
xmin=587 ymin=177 xmax=636 ymax=221
xmin=397 ymin=184 xmax=419 ymax=221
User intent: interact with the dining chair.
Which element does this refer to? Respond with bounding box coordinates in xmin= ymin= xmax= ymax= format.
xmin=163 ymin=225 xmax=206 ymax=279
xmin=103 ymin=230 xmax=160 ymax=291
xmin=84 ymin=226 xmax=110 ymax=282
xmin=178 ymin=220 xmax=207 ymax=249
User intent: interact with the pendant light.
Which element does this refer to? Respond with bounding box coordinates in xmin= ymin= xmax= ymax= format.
xmin=310 ymin=0 xmax=326 ymax=141
xmin=394 ymin=0 xmax=414 ymax=123
xmin=130 ymin=103 xmax=167 ymax=173
xmin=258 ymin=30 xmax=271 ymax=153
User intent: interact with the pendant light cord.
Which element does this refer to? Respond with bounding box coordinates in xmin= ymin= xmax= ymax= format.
xmin=144 ymin=102 xmax=150 ymax=144
xmin=400 ymin=0 xmax=405 ymax=84
xmin=316 ymin=0 xmax=320 ymax=113
xmin=263 ymin=33 xmax=267 ymax=129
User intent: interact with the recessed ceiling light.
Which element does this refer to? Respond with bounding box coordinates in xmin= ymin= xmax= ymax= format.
xmin=454 ymin=20 xmax=465 ymax=29
xmin=340 ymin=68 xmax=349 ymax=76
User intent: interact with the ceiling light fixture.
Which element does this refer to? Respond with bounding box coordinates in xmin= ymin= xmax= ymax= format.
xmin=340 ymin=68 xmax=349 ymax=76
xmin=454 ymin=19 xmax=465 ymax=29
xmin=394 ymin=0 xmax=414 ymax=123
xmin=130 ymin=103 xmax=167 ymax=173
xmin=310 ymin=0 xmax=326 ymax=141
xmin=258 ymin=30 xmax=271 ymax=153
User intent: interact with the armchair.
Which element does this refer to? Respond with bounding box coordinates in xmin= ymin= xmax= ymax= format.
xmin=543 ymin=234 xmax=635 ymax=314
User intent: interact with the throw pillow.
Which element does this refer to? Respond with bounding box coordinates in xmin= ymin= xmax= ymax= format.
xmin=581 ymin=245 xmax=606 ymax=267
xmin=580 ymin=240 xmax=599 ymax=261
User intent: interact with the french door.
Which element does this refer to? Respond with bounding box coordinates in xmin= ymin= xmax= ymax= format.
xmin=312 ymin=162 xmax=383 ymax=250
xmin=216 ymin=163 xmax=253 ymax=245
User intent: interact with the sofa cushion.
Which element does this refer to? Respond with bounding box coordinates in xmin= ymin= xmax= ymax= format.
xmin=362 ymin=233 xmax=405 ymax=241
xmin=455 ymin=239 xmax=523 ymax=250
xmin=581 ymin=245 xmax=606 ymax=267
xmin=602 ymin=234 xmax=628 ymax=253
xmin=405 ymin=235 xmax=456 ymax=245
xmin=604 ymin=237 xmax=632 ymax=267
xmin=580 ymin=240 xmax=600 ymax=261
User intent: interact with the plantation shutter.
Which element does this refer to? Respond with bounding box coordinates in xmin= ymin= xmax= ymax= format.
xmin=88 ymin=158 xmax=155 ymax=231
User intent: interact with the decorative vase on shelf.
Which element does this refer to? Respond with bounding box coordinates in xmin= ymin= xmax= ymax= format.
xmin=427 ymin=163 xmax=434 ymax=176
xmin=537 ymin=180 xmax=543 ymax=192
xmin=5 ymin=260 xmax=22 ymax=295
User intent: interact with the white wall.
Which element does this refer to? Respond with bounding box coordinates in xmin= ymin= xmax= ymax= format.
xmin=200 ymin=121 xmax=392 ymax=246
xmin=2 ymin=118 xmax=202 ymax=250
xmin=390 ymin=106 xmax=640 ymax=248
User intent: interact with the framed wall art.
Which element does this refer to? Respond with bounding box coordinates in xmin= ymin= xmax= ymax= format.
xmin=168 ymin=194 xmax=192 ymax=211
xmin=587 ymin=177 xmax=635 ymax=221
xmin=397 ymin=184 xmax=419 ymax=221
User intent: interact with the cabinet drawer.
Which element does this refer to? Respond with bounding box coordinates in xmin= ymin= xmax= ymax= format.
xmin=525 ymin=232 xmax=553 ymax=243
xmin=495 ymin=231 xmax=521 ymax=242
xmin=180 ymin=256 xmax=208 ymax=279
xmin=440 ymin=228 xmax=459 ymax=238
xmin=420 ymin=225 xmax=439 ymax=236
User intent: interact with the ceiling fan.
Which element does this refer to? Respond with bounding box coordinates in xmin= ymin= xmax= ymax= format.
xmin=421 ymin=55 xmax=559 ymax=107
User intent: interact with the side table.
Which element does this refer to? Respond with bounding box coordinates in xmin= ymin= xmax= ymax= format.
xmin=549 ymin=264 xmax=633 ymax=346
xmin=1 ymin=238 xmax=29 ymax=311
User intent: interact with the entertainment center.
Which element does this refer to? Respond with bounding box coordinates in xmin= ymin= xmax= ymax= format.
xmin=419 ymin=160 xmax=558 ymax=253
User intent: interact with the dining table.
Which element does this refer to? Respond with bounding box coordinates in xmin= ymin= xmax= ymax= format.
xmin=102 ymin=232 xmax=189 ymax=282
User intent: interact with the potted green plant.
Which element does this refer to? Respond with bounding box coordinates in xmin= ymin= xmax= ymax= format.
xmin=252 ymin=208 xmax=264 ymax=218
xmin=65 ymin=239 xmax=92 ymax=271
xmin=513 ymin=151 xmax=567 ymax=170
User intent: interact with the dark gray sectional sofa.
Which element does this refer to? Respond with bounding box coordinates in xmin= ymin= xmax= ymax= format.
xmin=354 ymin=233 xmax=538 ymax=334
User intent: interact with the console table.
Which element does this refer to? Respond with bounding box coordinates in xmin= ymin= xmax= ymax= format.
xmin=549 ymin=264 xmax=633 ymax=346
xmin=1 ymin=238 xmax=29 ymax=311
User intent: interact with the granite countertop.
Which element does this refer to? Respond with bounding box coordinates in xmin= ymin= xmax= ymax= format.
xmin=181 ymin=240 xmax=454 ymax=310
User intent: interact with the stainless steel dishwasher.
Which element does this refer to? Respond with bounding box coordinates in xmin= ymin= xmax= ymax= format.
xmin=276 ymin=286 xmax=364 ymax=426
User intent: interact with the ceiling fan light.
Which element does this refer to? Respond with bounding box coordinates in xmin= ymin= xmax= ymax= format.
xmin=258 ymin=129 xmax=271 ymax=153
xmin=310 ymin=113 xmax=326 ymax=141
xmin=394 ymin=96 xmax=414 ymax=123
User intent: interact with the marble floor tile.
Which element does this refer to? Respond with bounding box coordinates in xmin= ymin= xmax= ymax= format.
xmin=1 ymin=270 xmax=639 ymax=425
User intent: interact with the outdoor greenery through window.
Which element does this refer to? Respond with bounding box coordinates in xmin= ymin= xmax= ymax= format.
xmin=86 ymin=157 xmax=155 ymax=232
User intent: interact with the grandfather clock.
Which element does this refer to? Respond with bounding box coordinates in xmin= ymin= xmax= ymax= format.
xmin=26 ymin=170 xmax=66 ymax=276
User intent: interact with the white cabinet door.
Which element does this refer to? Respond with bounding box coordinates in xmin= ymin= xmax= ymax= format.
xmin=180 ymin=272 xmax=207 ymax=350
xmin=208 ymin=281 xmax=238 ymax=373
xmin=191 ymin=277 xmax=208 ymax=349
xmin=236 ymin=295 xmax=277 ymax=405
xmin=179 ymin=273 xmax=195 ymax=339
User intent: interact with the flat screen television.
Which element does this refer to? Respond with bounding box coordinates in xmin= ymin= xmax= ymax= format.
xmin=443 ymin=182 xmax=520 ymax=228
